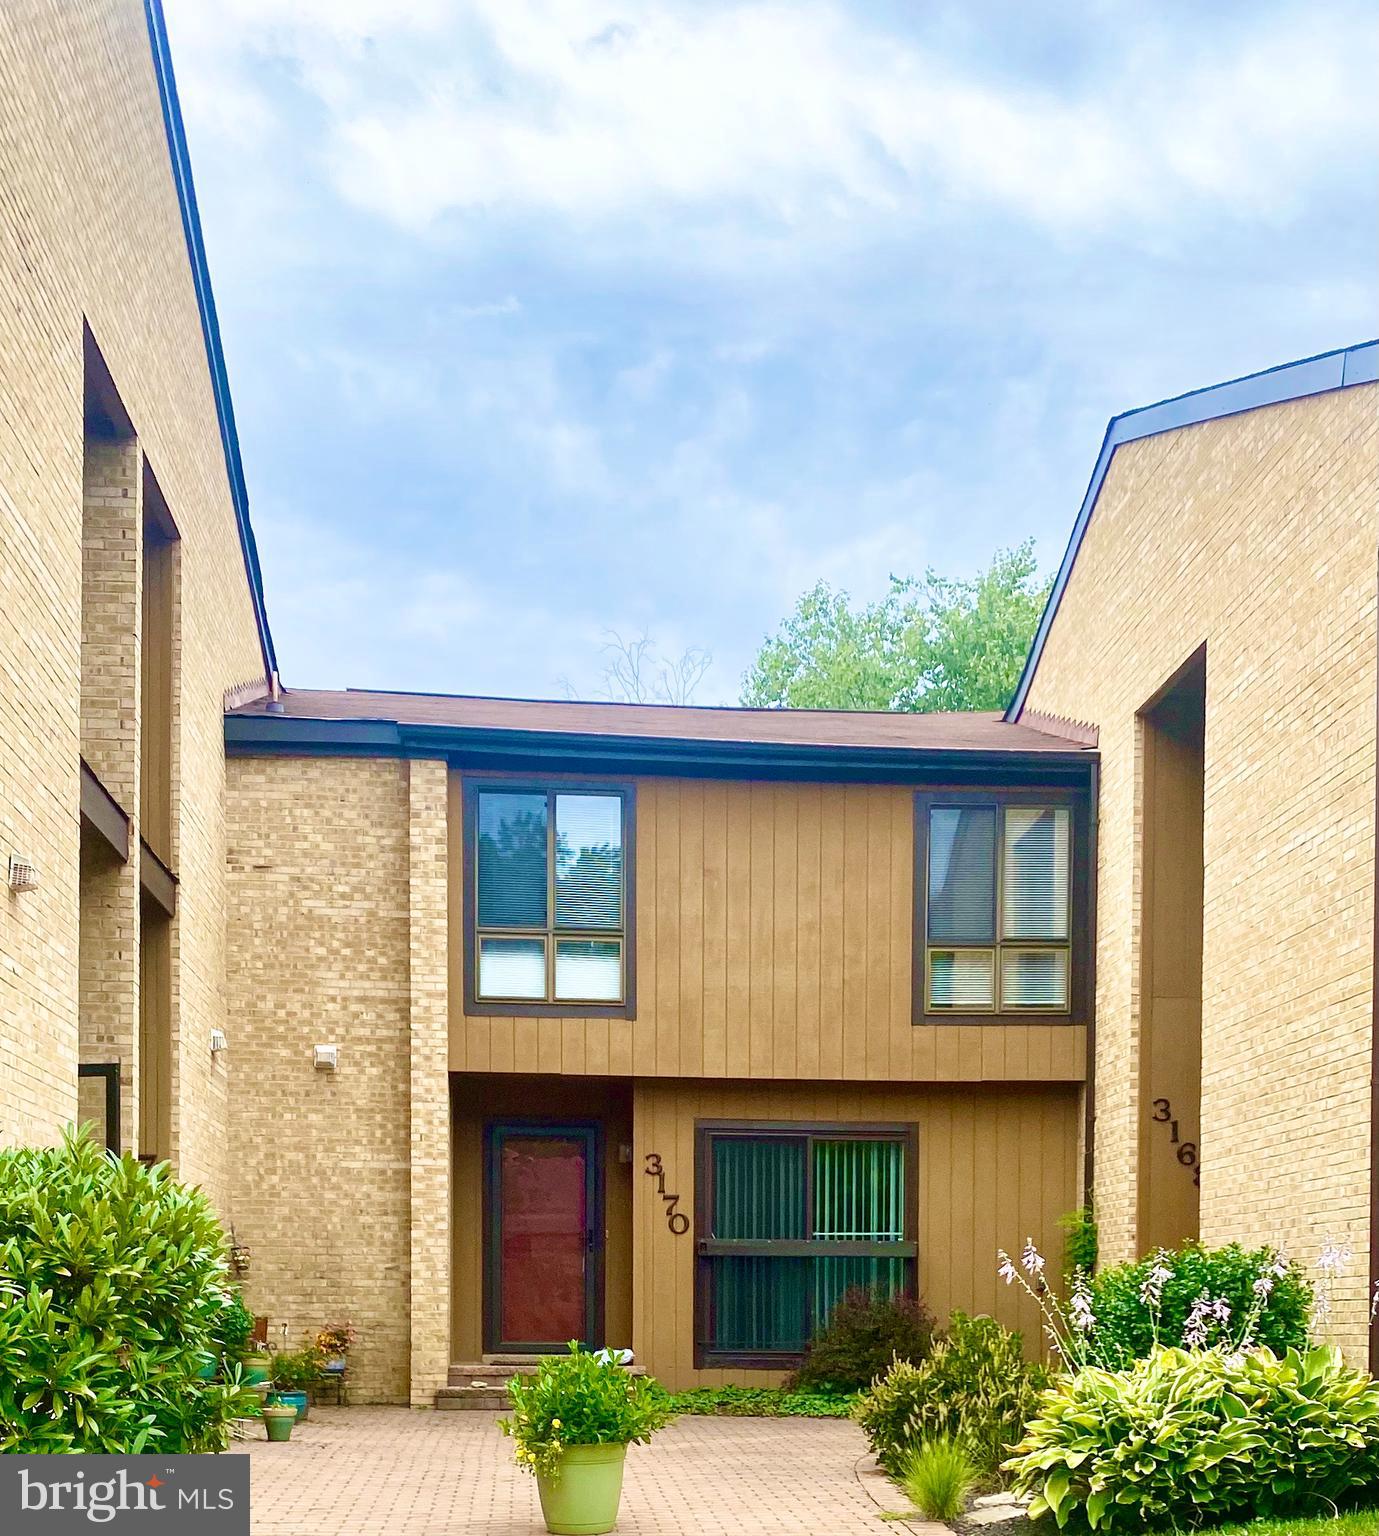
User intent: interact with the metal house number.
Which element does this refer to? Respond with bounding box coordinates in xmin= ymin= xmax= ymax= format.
xmin=1150 ymin=1098 xmax=1201 ymax=1188
xmin=643 ymin=1153 xmax=689 ymax=1235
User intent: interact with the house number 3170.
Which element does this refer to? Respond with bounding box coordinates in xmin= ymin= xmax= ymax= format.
xmin=643 ymin=1154 xmax=690 ymax=1235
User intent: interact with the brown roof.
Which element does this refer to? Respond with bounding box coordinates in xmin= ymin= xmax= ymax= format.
xmin=229 ymin=688 xmax=1091 ymax=755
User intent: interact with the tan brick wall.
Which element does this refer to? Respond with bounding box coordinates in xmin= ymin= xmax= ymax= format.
xmin=1024 ymin=383 xmax=1378 ymax=1357
xmin=225 ymin=754 xmax=451 ymax=1404
xmin=0 ymin=1 xmax=265 ymax=1202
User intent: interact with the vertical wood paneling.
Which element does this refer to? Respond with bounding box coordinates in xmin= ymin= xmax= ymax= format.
xmin=629 ymin=1078 xmax=1081 ymax=1390
xmin=449 ymin=774 xmax=1088 ymax=1086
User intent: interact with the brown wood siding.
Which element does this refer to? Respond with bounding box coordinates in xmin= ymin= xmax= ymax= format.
xmin=450 ymin=774 xmax=1088 ymax=1084
xmin=630 ymin=1078 xmax=1081 ymax=1390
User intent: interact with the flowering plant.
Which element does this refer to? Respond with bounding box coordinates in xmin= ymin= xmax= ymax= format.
xmin=997 ymin=1239 xmax=1312 ymax=1370
xmin=499 ymin=1343 xmax=674 ymax=1480
xmin=314 ymin=1322 xmax=357 ymax=1358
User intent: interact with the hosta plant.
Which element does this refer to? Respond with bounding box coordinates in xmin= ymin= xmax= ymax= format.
xmin=499 ymin=1343 xmax=675 ymax=1480
xmin=1005 ymin=1343 xmax=1379 ymax=1531
xmin=0 ymin=1131 xmax=258 ymax=1452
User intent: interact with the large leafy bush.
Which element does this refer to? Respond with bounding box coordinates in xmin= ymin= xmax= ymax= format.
xmin=1007 ymin=1343 xmax=1379 ymax=1531
xmin=500 ymin=1343 xmax=674 ymax=1479
xmin=1084 ymin=1243 xmax=1311 ymax=1367
xmin=855 ymin=1311 xmax=1050 ymax=1477
xmin=0 ymin=1132 xmax=255 ymax=1452
xmin=787 ymin=1286 xmax=936 ymax=1394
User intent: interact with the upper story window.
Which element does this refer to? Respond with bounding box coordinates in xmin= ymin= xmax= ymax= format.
xmin=467 ymin=785 xmax=632 ymax=1012
xmin=916 ymin=792 xmax=1079 ymax=1018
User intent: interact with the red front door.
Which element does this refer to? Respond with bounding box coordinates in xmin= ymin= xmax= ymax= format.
xmin=487 ymin=1124 xmax=600 ymax=1352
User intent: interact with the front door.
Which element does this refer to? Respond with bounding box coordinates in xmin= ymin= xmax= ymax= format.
xmin=485 ymin=1123 xmax=602 ymax=1353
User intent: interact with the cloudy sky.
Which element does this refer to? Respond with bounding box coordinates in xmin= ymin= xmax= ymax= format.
xmin=165 ymin=0 xmax=1378 ymax=705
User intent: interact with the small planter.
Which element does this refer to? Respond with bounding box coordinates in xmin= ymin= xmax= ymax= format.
xmin=536 ymin=1444 xmax=627 ymax=1536
xmin=262 ymin=1405 xmax=296 ymax=1443
xmin=272 ymin=1390 xmax=309 ymax=1421
xmin=243 ymin=1353 xmax=273 ymax=1386
xmin=196 ymin=1358 xmax=218 ymax=1381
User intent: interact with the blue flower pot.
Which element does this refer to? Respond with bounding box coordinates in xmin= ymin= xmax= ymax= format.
xmin=272 ymin=1390 xmax=309 ymax=1421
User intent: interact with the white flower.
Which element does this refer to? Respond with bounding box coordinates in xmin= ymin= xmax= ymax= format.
xmin=1182 ymin=1289 xmax=1213 ymax=1348
xmin=997 ymin=1251 xmax=1018 ymax=1286
xmin=1252 ymin=1273 xmax=1274 ymax=1301
xmin=1212 ymin=1296 xmax=1232 ymax=1326
xmin=1317 ymin=1241 xmax=1353 ymax=1277
xmin=1021 ymin=1239 xmax=1046 ymax=1279
xmin=1139 ymin=1256 xmax=1173 ymax=1310
xmin=1070 ymin=1278 xmax=1096 ymax=1334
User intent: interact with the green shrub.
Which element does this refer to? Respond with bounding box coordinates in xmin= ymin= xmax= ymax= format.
xmin=665 ymin=1386 xmax=854 ymax=1417
xmin=902 ymin=1436 xmax=978 ymax=1520
xmin=0 ymin=1131 xmax=257 ymax=1452
xmin=271 ymin=1342 xmax=327 ymax=1391
xmin=212 ymin=1289 xmax=256 ymax=1371
xmin=1058 ymin=1206 xmax=1099 ymax=1280
xmin=787 ymin=1286 xmax=936 ymax=1394
xmin=855 ymin=1311 xmax=1050 ymax=1478
xmin=500 ymin=1343 xmax=675 ymax=1479
xmin=1085 ymin=1242 xmax=1311 ymax=1367
xmin=1006 ymin=1343 xmax=1379 ymax=1531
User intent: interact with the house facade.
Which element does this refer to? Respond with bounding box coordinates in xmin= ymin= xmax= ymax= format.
xmin=221 ymin=700 xmax=1094 ymax=1399
xmin=2 ymin=0 xmax=1378 ymax=1411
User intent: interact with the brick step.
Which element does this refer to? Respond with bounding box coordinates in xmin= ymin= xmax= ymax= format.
xmin=446 ymin=1359 xmax=646 ymax=1388
xmin=436 ymin=1384 xmax=510 ymax=1411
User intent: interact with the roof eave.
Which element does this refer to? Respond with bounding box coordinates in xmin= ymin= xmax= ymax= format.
xmin=1007 ymin=337 xmax=1379 ymax=721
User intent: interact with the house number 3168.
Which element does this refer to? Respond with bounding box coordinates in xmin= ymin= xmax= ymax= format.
xmin=1151 ymin=1098 xmax=1201 ymax=1188
xmin=643 ymin=1154 xmax=690 ymax=1235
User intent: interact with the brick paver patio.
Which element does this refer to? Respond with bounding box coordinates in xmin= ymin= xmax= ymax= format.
xmin=230 ymin=1407 xmax=946 ymax=1535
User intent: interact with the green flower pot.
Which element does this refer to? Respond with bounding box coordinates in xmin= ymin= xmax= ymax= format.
xmin=262 ymin=1405 xmax=295 ymax=1443
xmin=536 ymin=1444 xmax=627 ymax=1536
xmin=243 ymin=1354 xmax=272 ymax=1386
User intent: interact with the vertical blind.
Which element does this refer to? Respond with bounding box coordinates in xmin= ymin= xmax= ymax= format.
xmin=925 ymin=801 xmax=1072 ymax=1012
xmin=704 ymin=1132 xmax=912 ymax=1357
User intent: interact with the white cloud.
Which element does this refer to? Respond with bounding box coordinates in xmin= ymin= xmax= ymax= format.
xmin=169 ymin=0 xmax=1378 ymax=245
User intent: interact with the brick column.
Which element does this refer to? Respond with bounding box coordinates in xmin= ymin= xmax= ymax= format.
xmin=78 ymin=432 xmax=141 ymax=1151
xmin=408 ymin=758 xmax=451 ymax=1405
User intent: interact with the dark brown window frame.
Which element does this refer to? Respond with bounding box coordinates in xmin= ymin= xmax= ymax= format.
xmin=462 ymin=777 xmax=637 ymax=1019
xmin=693 ymin=1118 xmax=919 ymax=1370
xmin=913 ymin=785 xmax=1091 ymax=1027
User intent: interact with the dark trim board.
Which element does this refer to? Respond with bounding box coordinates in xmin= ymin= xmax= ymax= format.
xmin=142 ymin=0 xmax=276 ymax=686
xmin=460 ymin=778 xmax=637 ymax=1020
xmin=1008 ymin=338 xmax=1379 ymax=720
xmin=79 ymin=760 xmax=131 ymax=862
xmin=139 ymin=840 xmax=178 ymax=919
xmin=911 ymin=785 xmax=1093 ymax=1028
xmin=78 ymin=1064 xmax=121 ymax=1154
xmin=226 ymin=713 xmax=1096 ymax=787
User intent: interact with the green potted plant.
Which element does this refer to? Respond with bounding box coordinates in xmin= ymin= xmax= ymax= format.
xmin=500 ymin=1344 xmax=673 ymax=1536
xmin=270 ymin=1342 xmax=326 ymax=1421
xmin=261 ymin=1402 xmax=296 ymax=1443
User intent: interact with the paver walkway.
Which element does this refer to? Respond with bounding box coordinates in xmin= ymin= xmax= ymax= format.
xmin=230 ymin=1407 xmax=947 ymax=1536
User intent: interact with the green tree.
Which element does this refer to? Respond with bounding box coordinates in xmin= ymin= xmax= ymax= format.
xmin=741 ymin=543 xmax=1050 ymax=714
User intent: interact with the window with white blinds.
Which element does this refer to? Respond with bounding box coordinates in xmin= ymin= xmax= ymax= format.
xmin=923 ymin=800 xmax=1073 ymax=1013
xmin=472 ymin=786 xmax=628 ymax=1006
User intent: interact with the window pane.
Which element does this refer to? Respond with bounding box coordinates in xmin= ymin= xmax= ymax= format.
xmin=1001 ymin=948 xmax=1069 ymax=1009
xmin=478 ymin=936 xmax=547 ymax=1000
xmin=928 ymin=807 xmax=996 ymax=942
xmin=812 ymin=1139 xmax=906 ymax=1240
xmin=554 ymin=938 xmax=621 ymax=1002
xmin=1002 ymin=806 xmax=1070 ymax=940
xmin=477 ymin=792 xmax=548 ymax=928
xmin=712 ymin=1137 xmax=806 ymax=1239
xmin=812 ymin=1258 xmax=911 ymax=1338
xmin=709 ymin=1256 xmax=808 ymax=1353
xmin=555 ymin=794 xmax=623 ymax=930
xmin=928 ymin=949 xmax=995 ymax=1009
